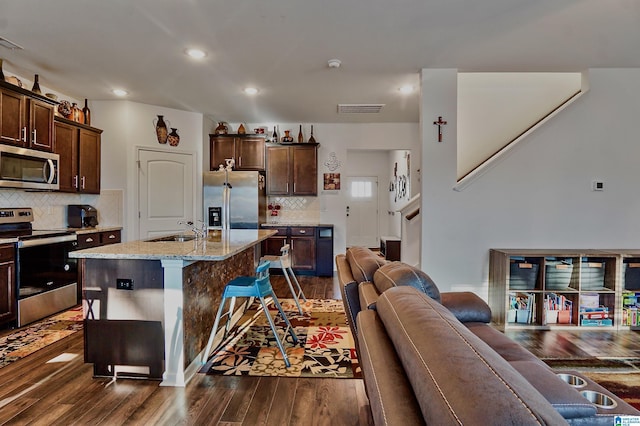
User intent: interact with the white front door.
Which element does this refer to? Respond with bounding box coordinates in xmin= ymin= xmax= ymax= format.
xmin=346 ymin=176 xmax=379 ymax=248
xmin=137 ymin=148 xmax=196 ymax=239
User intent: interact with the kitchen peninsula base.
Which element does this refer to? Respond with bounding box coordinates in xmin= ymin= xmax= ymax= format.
xmin=72 ymin=229 xmax=275 ymax=387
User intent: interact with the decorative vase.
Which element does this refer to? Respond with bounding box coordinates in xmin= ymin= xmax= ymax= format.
xmin=31 ymin=74 xmax=42 ymax=95
xmin=297 ymin=125 xmax=303 ymax=143
xmin=82 ymin=99 xmax=91 ymax=126
xmin=282 ymin=130 xmax=293 ymax=143
xmin=238 ymin=123 xmax=246 ymax=134
xmin=154 ymin=115 xmax=168 ymax=144
xmin=308 ymin=125 xmax=316 ymax=143
xmin=72 ymin=103 xmax=84 ymax=123
xmin=215 ymin=122 xmax=228 ymax=135
xmin=168 ymin=128 xmax=180 ymax=146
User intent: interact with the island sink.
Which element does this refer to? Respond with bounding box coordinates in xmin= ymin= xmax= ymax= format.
xmin=147 ymin=234 xmax=196 ymax=242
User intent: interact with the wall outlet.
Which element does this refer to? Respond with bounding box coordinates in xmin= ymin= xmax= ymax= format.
xmin=116 ymin=278 xmax=134 ymax=290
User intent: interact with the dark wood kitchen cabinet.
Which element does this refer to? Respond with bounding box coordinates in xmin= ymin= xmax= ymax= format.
xmin=209 ymin=134 xmax=265 ymax=171
xmin=76 ymin=229 xmax=121 ymax=249
xmin=0 ymin=82 xmax=55 ymax=152
xmin=0 ymin=244 xmax=16 ymax=326
xmin=266 ymin=143 xmax=318 ymax=196
xmin=261 ymin=225 xmax=333 ymax=275
xmin=290 ymin=227 xmax=316 ymax=271
xmin=54 ymin=117 xmax=102 ymax=193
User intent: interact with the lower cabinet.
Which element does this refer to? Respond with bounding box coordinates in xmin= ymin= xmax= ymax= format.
xmin=75 ymin=229 xmax=121 ymax=301
xmin=261 ymin=225 xmax=333 ymax=276
xmin=76 ymin=230 xmax=121 ymax=249
xmin=0 ymin=244 xmax=16 ymax=326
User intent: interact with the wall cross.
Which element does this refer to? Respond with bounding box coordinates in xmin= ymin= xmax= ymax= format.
xmin=433 ymin=116 xmax=447 ymax=142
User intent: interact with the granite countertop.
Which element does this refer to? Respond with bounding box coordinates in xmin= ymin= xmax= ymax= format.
xmin=0 ymin=237 xmax=18 ymax=245
xmin=69 ymin=229 xmax=276 ymax=261
xmin=70 ymin=226 xmax=123 ymax=234
xmin=261 ymin=223 xmax=333 ymax=227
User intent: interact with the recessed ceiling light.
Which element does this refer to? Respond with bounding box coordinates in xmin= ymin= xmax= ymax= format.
xmin=243 ymin=87 xmax=259 ymax=95
xmin=112 ymin=89 xmax=128 ymax=97
xmin=399 ymin=85 xmax=414 ymax=94
xmin=186 ymin=48 xmax=207 ymax=59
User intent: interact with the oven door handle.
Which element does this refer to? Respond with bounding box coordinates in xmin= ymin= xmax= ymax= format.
xmin=18 ymin=234 xmax=77 ymax=248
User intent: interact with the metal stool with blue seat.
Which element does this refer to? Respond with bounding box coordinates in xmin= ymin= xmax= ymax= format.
xmin=203 ymin=260 xmax=298 ymax=367
xmin=260 ymin=244 xmax=307 ymax=314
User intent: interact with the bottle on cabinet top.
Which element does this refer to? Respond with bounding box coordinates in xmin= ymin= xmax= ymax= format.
xmin=298 ymin=124 xmax=303 ymax=143
xmin=82 ymin=99 xmax=91 ymax=126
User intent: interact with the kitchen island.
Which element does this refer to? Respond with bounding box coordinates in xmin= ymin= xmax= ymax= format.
xmin=70 ymin=229 xmax=276 ymax=387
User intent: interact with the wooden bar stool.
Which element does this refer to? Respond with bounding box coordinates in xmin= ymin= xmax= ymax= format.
xmin=203 ymin=260 xmax=298 ymax=367
xmin=260 ymin=244 xmax=307 ymax=314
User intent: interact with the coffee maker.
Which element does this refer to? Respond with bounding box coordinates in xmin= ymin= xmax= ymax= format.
xmin=67 ymin=204 xmax=99 ymax=228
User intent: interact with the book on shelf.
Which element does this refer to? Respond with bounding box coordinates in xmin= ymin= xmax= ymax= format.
xmin=543 ymin=293 xmax=573 ymax=324
xmin=509 ymin=292 xmax=536 ymax=324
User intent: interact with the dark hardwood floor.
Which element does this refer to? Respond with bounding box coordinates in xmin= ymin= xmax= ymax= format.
xmin=0 ymin=275 xmax=372 ymax=426
xmin=3 ymin=273 xmax=640 ymax=425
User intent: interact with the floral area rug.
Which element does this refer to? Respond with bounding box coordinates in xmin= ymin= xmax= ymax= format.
xmin=0 ymin=306 xmax=83 ymax=369
xmin=201 ymin=298 xmax=360 ymax=378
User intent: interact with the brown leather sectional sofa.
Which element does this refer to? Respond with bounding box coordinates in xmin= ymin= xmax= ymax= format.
xmin=336 ymin=246 xmax=640 ymax=425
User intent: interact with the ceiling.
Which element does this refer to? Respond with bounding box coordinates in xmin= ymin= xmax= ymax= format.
xmin=1 ymin=0 xmax=639 ymax=124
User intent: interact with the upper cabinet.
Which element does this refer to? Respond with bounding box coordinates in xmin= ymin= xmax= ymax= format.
xmin=266 ymin=143 xmax=318 ymax=196
xmin=0 ymin=82 xmax=55 ymax=152
xmin=210 ymin=134 xmax=265 ymax=171
xmin=54 ymin=117 xmax=102 ymax=194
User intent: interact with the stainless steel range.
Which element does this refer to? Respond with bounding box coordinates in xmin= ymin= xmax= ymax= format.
xmin=0 ymin=208 xmax=78 ymax=326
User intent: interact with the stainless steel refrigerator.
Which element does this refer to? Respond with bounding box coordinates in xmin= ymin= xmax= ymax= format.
xmin=203 ymin=171 xmax=266 ymax=229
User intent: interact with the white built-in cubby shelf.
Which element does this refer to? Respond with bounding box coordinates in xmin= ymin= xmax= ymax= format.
xmin=489 ymin=249 xmax=640 ymax=331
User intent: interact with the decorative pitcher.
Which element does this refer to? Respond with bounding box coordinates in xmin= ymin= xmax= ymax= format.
xmin=154 ymin=115 xmax=168 ymax=144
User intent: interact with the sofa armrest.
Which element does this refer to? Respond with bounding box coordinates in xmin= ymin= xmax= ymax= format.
xmin=440 ymin=291 xmax=492 ymax=323
xmin=359 ymin=282 xmax=380 ymax=311
xmin=357 ymin=310 xmax=425 ymax=426
xmin=336 ymin=254 xmax=360 ymax=337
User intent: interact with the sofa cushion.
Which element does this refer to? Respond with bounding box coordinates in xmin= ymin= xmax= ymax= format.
xmin=373 ymin=262 xmax=441 ymax=304
xmin=346 ymin=247 xmax=386 ymax=284
xmin=376 ymin=287 xmax=568 ymax=425
xmin=465 ymin=322 xmax=543 ymax=362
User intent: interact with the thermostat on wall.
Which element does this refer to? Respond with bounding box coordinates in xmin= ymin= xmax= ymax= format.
xmin=592 ymin=180 xmax=604 ymax=191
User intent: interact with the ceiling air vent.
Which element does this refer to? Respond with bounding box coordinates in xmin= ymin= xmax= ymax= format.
xmin=337 ymin=104 xmax=385 ymax=114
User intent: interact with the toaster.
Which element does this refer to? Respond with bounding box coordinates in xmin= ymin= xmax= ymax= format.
xmin=67 ymin=204 xmax=99 ymax=228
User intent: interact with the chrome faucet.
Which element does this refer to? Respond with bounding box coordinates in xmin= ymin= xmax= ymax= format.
xmin=178 ymin=219 xmax=207 ymax=240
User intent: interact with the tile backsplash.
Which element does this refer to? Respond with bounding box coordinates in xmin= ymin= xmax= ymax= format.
xmin=267 ymin=196 xmax=320 ymax=224
xmin=0 ymin=189 xmax=123 ymax=229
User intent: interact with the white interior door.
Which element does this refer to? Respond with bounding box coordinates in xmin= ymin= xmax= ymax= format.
xmin=138 ymin=148 xmax=196 ymax=239
xmin=346 ymin=176 xmax=379 ymax=248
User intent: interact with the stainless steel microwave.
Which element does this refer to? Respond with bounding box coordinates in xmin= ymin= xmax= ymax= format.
xmin=0 ymin=145 xmax=59 ymax=190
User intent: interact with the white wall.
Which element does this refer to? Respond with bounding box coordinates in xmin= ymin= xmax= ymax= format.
xmin=388 ymin=149 xmax=412 ymax=237
xmin=421 ymin=68 xmax=640 ymax=299
xmin=92 ymin=101 xmax=204 ymax=241
xmin=457 ymin=73 xmax=582 ymax=179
